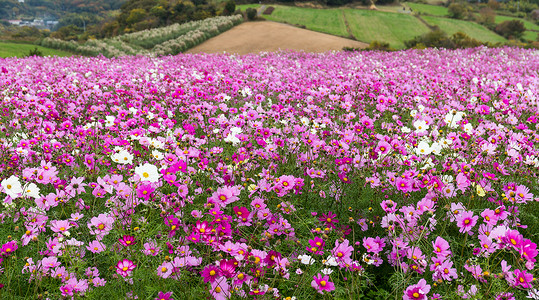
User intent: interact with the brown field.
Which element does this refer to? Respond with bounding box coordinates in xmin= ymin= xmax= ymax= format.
xmin=187 ymin=21 xmax=367 ymax=54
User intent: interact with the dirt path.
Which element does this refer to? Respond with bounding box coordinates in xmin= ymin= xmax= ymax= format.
xmin=186 ymin=21 xmax=368 ymax=55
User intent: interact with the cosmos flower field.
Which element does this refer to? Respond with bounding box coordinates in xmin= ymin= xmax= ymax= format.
xmin=0 ymin=47 xmax=538 ymax=300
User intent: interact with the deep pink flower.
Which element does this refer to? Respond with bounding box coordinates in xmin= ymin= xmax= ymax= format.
xmin=307 ymin=236 xmax=325 ymax=255
xmin=319 ymin=211 xmax=339 ymax=229
xmin=514 ymin=269 xmax=533 ymax=288
xmin=403 ymin=278 xmax=431 ymax=300
xmin=201 ymin=265 xmax=220 ymax=283
xmin=1 ymin=241 xmax=17 ymax=256
xmin=311 ymin=273 xmax=335 ymax=294
xmin=116 ymin=259 xmax=136 ymax=277
xmin=119 ymin=235 xmax=136 ymax=247
xmin=155 ymin=291 xmax=174 ymax=300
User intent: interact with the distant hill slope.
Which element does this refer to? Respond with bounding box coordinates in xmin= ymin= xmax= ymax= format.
xmin=240 ymin=4 xmax=510 ymax=48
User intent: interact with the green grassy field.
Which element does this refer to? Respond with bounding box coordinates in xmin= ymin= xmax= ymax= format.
xmin=343 ymin=9 xmax=431 ymax=48
xmin=422 ymin=16 xmax=507 ymax=43
xmin=239 ymin=5 xmax=349 ymax=37
xmin=522 ymin=30 xmax=538 ymax=41
xmin=494 ymin=15 xmax=539 ymax=31
xmin=406 ymin=3 xmax=448 ymax=16
xmin=0 ymin=42 xmax=72 ymax=58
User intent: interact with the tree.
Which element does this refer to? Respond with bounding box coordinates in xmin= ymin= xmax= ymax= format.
xmin=448 ymin=3 xmax=468 ymax=19
xmin=246 ymin=7 xmax=256 ymax=20
xmin=222 ymin=0 xmax=235 ymax=16
xmin=495 ymin=20 xmax=526 ymax=39
xmin=126 ymin=8 xmax=146 ymax=25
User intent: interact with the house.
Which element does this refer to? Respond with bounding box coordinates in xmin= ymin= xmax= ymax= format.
xmin=7 ymin=20 xmax=22 ymax=25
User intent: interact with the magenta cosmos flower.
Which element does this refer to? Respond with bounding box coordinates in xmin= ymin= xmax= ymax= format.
xmin=155 ymin=291 xmax=173 ymax=300
xmin=311 ymin=273 xmax=335 ymax=294
xmin=456 ymin=211 xmax=478 ymax=233
xmin=403 ymin=278 xmax=431 ymax=300
xmin=116 ymin=259 xmax=136 ymax=277
xmin=119 ymin=235 xmax=136 ymax=247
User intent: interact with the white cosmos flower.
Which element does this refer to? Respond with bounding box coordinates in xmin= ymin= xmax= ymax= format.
xmin=152 ymin=150 xmax=164 ymax=160
xmin=1 ymin=175 xmax=23 ymax=199
xmin=298 ymin=254 xmax=315 ymax=265
xmin=323 ymin=256 xmax=338 ymax=266
xmin=111 ymin=149 xmax=133 ymax=165
xmin=413 ymin=120 xmax=429 ymax=133
xmin=321 ymin=268 xmax=333 ymax=275
xmin=134 ymin=163 xmax=160 ymax=183
xmin=105 ymin=116 xmax=115 ymax=127
xmin=22 ymin=183 xmax=41 ymax=199
xmin=416 ymin=141 xmax=432 ymax=156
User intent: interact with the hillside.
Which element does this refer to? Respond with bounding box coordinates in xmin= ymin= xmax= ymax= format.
xmin=240 ymin=4 xmax=512 ymax=48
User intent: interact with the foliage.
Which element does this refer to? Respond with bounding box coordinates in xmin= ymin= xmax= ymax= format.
xmin=495 ymin=20 xmax=526 ymax=39
xmin=246 ymin=7 xmax=257 ymax=20
xmin=404 ymin=29 xmax=485 ymax=48
xmin=23 ymin=46 xmax=43 ymax=57
xmin=40 ymin=15 xmax=243 ymax=57
xmin=223 ymin=0 xmax=236 ymax=16
xmin=447 ymin=3 xmax=469 ymax=19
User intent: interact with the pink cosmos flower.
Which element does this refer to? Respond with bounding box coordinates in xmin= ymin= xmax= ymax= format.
xmin=311 ymin=273 xmax=335 ymax=294
xmin=119 ymin=235 xmax=136 ymax=247
xmin=155 ymin=291 xmax=174 ymax=300
xmin=157 ymin=261 xmax=173 ymax=279
xmin=1 ymin=241 xmax=17 ymax=256
xmin=210 ymin=276 xmax=230 ymax=300
xmin=116 ymin=259 xmax=136 ymax=277
xmin=456 ymin=211 xmax=478 ymax=233
xmin=50 ymin=220 xmax=72 ymax=233
xmin=403 ymin=278 xmax=431 ymax=300
xmin=514 ymin=269 xmax=533 ymax=288
xmin=307 ymin=236 xmax=325 ymax=255
xmin=87 ymin=240 xmax=106 ymax=254
xmin=143 ymin=241 xmax=161 ymax=256
xmin=432 ymin=237 xmax=451 ymax=258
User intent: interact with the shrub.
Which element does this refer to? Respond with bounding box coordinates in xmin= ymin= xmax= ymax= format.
xmin=24 ymin=47 xmax=44 ymax=57
xmin=223 ymin=0 xmax=236 ymax=16
xmin=495 ymin=20 xmax=526 ymax=39
xmin=405 ymin=29 xmax=456 ymax=49
xmin=246 ymin=7 xmax=257 ymax=20
xmin=448 ymin=3 xmax=468 ymax=19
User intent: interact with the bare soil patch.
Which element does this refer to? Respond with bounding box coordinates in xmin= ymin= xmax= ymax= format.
xmin=186 ymin=21 xmax=367 ymax=55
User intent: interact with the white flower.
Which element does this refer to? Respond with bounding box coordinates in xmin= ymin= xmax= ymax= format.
xmin=111 ymin=149 xmax=133 ymax=165
xmin=401 ymin=126 xmax=411 ymax=133
xmin=323 ymin=256 xmax=338 ymax=266
xmin=300 ymin=117 xmax=310 ymax=126
xmin=134 ymin=163 xmax=160 ymax=183
xmin=22 ymin=183 xmax=41 ymax=199
xmin=105 ymin=116 xmax=115 ymax=127
xmin=321 ymin=268 xmax=333 ymax=275
xmin=415 ymin=141 xmax=432 ymax=156
xmin=1 ymin=175 xmax=23 ymax=199
xmin=224 ymin=133 xmax=241 ymax=145
xmin=152 ymin=150 xmax=164 ymax=160
xmin=413 ymin=120 xmax=429 ymax=133
xmin=298 ymin=254 xmax=315 ymax=265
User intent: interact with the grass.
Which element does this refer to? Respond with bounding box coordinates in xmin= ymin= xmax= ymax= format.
xmin=0 ymin=41 xmax=73 ymax=58
xmin=239 ymin=5 xmax=349 ymax=37
xmin=522 ymin=30 xmax=538 ymax=42
xmin=494 ymin=15 xmax=539 ymax=31
xmin=343 ymin=9 xmax=431 ymax=48
xmin=422 ymin=16 xmax=507 ymax=43
xmin=405 ymin=2 xmax=448 ymax=16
